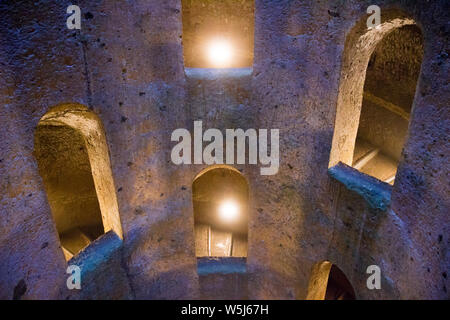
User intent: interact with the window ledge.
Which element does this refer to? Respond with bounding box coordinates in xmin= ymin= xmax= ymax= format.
xmin=185 ymin=67 xmax=253 ymax=80
xmin=328 ymin=162 xmax=392 ymax=211
xmin=68 ymin=231 xmax=123 ymax=276
xmin=197 ymin=257 xmax=247 ymax=275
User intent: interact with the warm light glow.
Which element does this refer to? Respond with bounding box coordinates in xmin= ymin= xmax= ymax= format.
xmin=216 ymin=242 xmax=226 ymax=249
xmin=207 ymin=39 xmax=233 ymax=68
xmin=218 ymin=200 xmax=239 ymax=222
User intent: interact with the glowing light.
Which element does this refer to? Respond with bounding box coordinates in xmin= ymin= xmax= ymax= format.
xmin=216 ymin=242 xmax=226 ymax=249
xmin=218 ymin=200 xmax=239 ymax=222
xmin=207 ymin=39 xmax=233 ymax=68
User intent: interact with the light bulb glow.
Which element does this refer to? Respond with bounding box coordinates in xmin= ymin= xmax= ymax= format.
xmin=218 ymin=200 xmax=239 ymax=222
xmin=207 ymin=39 xmax=233 ymax=67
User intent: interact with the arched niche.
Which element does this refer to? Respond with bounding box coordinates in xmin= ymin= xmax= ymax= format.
xmin=34 ymin=103 xmax=122 ymax=260
xmin=306 ymin=261 xmax=356 ymax=300
xmin=192 ymin=165 xmax=249 ymax=257
xmin=329 ymin=10 xmax=424 ymax=185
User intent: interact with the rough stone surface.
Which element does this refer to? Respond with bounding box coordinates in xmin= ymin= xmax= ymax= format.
xmin=198 ymin=257 xmax=248 ymax=300
xmin=328 ymin=162 xmax=392 ymax=211
xmin=64 ymin=231 xmax=132 ymax=300
xmin=0 ymin=0 xmax=448 ymax=300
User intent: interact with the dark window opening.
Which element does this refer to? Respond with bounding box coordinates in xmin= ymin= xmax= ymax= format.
xmin=325 ymin=265 xmax=356 ymax=300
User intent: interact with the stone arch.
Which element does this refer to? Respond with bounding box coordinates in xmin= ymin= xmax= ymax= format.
xmin=34 ymin=103 xmax=122 ymax=260
xmin=306 ymin=261 xmax=356 ymax=300
xmin=329 ymin=9 xmax=424 ymax=185
xmin=192 ymin=165 xmax=249 ymax=257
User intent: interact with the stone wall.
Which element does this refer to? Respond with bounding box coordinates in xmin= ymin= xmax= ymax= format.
xmin=0 ymin=0 xmax=88 ymax=299
xmin=0 ymin=0 xmax=448 ymax=300
xmin=250 ymin=0 xmax=449 ymax=300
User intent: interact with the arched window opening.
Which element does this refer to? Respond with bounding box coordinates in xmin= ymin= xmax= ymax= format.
xmin=34 ymin=104 xmax=123 ymax=261
xmin=352 ymin=25 xmax=423 ymax=184
xmin=329 ymin=12 xmax=424 ymax=186
xmin=192 ymin=165 xmax=248 ymax=258
xmin=306 ymin=261 xmax=356 ymax=300
xmin=181 ymin=0 xmax=254 ymax=68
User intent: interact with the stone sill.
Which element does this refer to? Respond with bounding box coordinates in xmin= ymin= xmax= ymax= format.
xmin=185 ymin=67 xmax=253 ymax=80
xmin=197 ymin=257 xmax=247 ymax=275
xmin=68 ymin=230 xmax=123 ymax=277
xmin=328 ymin=162 xmax=392 ymax=211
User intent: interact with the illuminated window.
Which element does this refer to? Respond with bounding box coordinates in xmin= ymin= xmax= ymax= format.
xmin=34 ymin=104 xmax=123 ymax=261
xmin=329 ymin=15 xmax=423 ymax=186
xmin=181 ymin=0 xmax=254 ymax=68
xmin=192 ymin=165 xmax=248 ymax=257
